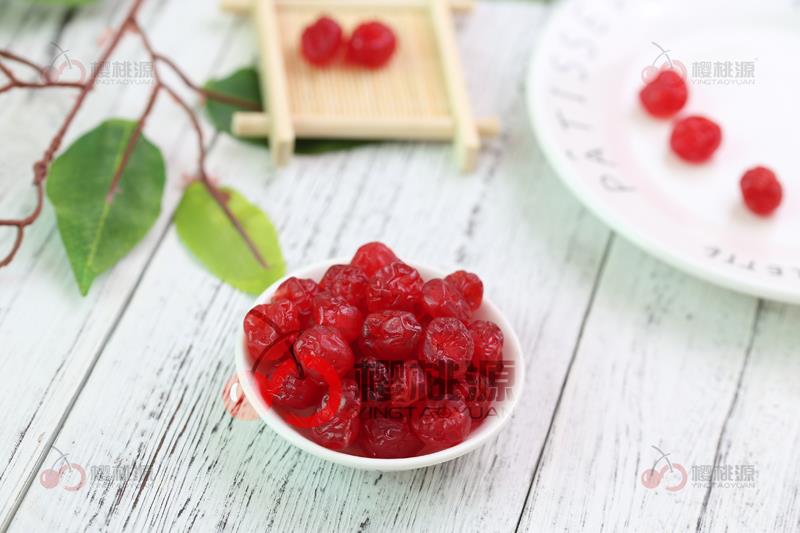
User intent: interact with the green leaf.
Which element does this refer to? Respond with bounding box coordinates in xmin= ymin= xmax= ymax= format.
xmin=47 ymin=119 xmax=166 ymax=295
xmin=203 ymin=67 xmax=372 ymax=155
xmin=174 ymin=182 xmax=285 ymax=294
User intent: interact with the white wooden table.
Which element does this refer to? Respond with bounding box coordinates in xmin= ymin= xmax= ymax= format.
xmin=1 ymin=1 xmax=798 ymax=531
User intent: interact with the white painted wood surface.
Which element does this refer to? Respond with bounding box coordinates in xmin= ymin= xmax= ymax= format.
xmin=0 ymin=1 xmax=798 ymax=532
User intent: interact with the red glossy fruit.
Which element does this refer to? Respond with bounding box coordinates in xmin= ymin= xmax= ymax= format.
xmin=346 ymin=21 xmax=397 ymax=69
xmin=311 ymin=292 xmax=364 ymax=342
xmin=259 ymin=368 xmax=324 ymax=410
xmin=359 ymin=413 xmax=423 ymax=458
xmin=301 ymin=16 xmax=343 ymax=67
xmin=359 ymin=310 xmax=422 ymax=360
xmin=351 ymin=241 xmax=398 ymax=277
xmin=243 ymin=300 xmax=300 ymax=363
xmin=452 ymin=372 xmax=492 ymax=427
xmin=421 ymin=317 xmax=474 ymax=378
xmin=421 ymin=278 xmax=471 ymax=322
xmin=273 ymin=277 xmax=319 ymax=328
xmin=319 ymin=264 xmax=369 ymax=311
xmin=740 ymin=166 xmax=783 ymax=216
xmin=469 ymin=320 xmax=504 ymax=371
xmin=670 ymin=115 xmax=722 ymax=163
xmin=366 ymin=262 xmax=423 ymax=313
xmin=294 ymin=325 xmax=354 ymax=384
xmin=444 ymin=271 xmax=483 ymax=311
xmin=354 ymin=357 xmax=390 ymax=406
xmin=411 ymin=398 xmax=471 ymax=450
xmin=389 ymin=360 xmax=427 ymax=407
xmin=311 ymin=378 xmax=361 ymax=450
xmin=639 ymin=70 xmax=688 ymax=118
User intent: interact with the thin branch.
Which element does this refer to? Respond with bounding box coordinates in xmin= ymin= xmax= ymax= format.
xmin=129 ymin=20 xmax=260 ymax=110
xmin=1 ymin=0 xmax=268 ymax=272
xmin=106 ymin=85 xmax=161 ymax=202
xmin=160 ymin=83 xmax=268 ymax=269
xmin=0 ymin=79 xmax=84 ymax=95
xmin=0 ymin=50 xmax=50 ymax=81
xmin=0 ymin=0 xmax=146 ymax=267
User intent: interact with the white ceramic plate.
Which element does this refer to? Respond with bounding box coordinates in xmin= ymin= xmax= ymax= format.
xmin=234 ymin=258 xmax=525 ymax=471
xmin=528 ymin=0 xmax=800 ymax=303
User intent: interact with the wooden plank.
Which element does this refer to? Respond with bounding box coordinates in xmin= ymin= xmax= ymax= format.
xmin=0 ymin=0 xmax=245 ymax=528
xmin=221 ymin=0 xmax=476 ymax=15
xmin=232 ymin=111 xmax=500 ymax=139
xmin=253 ymin=0 xmax=295 ymax=165
xmin=697 ymin=302 xmax=800 ymax=532
xmin=7 ymin=4 xmax=609 ymax=531
xmin=429 ymin=0 xmax=480 ymax=171
xmin=516 ymin=240 xmax=760 ymax=532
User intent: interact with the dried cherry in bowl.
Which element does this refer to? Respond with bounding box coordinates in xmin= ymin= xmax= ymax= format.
xmin=234 ymin=257 xmax=525 ymax=471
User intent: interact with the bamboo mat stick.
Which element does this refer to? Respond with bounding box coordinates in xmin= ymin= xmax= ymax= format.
xmin=233 ymin=112 xmax=500 ymax=140
xmin=221 ymin=0 xmax=475 ymax=15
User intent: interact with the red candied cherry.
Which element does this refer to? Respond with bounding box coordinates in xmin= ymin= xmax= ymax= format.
xmin=351 ymin=241 xmax=398 ymax=277
xmin=346 ymin=21 xmax=397 ymax=69
xmin=444 ymin=271 xmax=483 ymax=311
xmin=300 ymin=16 xmax=343 ymax=67
xmin=639 ymin=70 xmax=688 ymax=118
xmin=670 ymin=115 xmax=722 ymax=163
xmin=469 ymin=320 xmax=504 ymax=371
xmin=311 ymin=378 xmax=361 ymax=450
xmin=421 ymin=278 xmax=471 ymax=323
xmin=354 ymin=357 xmax=391 ymax=406
xmin=319 ymin=264 xmax=369 ymax=311
xmin=244 ymin=300 xmax=300 ymax=363
xmin=359 ymin=310 xmax=422 ymax=360
xmin=294 ymin=325 xmax=354 ymax=385
xmin=452 ymin=372 xmax=492 ymax=427
xmin=389 ymin=360 xmax=427 ymax=407
xmin=257 ymin=369 xmax=324 ymax=410
xmin=410 ymin=398 xmax=471 ymax=450
xmin=421 ymin=317 xmax=474 ymax=379
xmin=273 ymin=277 xmax=319 ymax=328
xmin=740 ymin=166 xmax=783 ymax=216
xmin=311 ymin=292 xmax=364 ymax=342
xmin=366 ymin=262 xmax=423 ymax=313
xmin=359 ymin=413 xmax=423 ymax=458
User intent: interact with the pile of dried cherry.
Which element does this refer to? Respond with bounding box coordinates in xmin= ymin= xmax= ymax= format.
xmin=243 ymin=242 xmax=509 ymax=459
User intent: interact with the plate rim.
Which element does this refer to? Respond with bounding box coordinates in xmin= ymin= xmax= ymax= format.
xmin=525 ymin=0 xmax=800 ymax=304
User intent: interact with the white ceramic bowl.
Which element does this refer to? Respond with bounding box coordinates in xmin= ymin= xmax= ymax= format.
xmin=234 ymin=258 xmax=525 ymax=471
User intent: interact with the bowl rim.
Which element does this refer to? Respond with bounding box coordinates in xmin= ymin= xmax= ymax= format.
xmin=234 ymin=257 xmax=526 ymax=471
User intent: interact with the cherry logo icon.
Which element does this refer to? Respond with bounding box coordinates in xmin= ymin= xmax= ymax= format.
xmin=39 ymin=446 xmax=86 ymax=491
xmin=640 ymin=445 xmax=688 ymax=492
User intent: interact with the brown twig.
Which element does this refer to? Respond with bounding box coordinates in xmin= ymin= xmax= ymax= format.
xmin=160 ymin=83 xmax=268 ymax=268
xmin=1 ymin=0 xmax=270 ymax=271
xmin=0 ymin=50 xmax=51 ymax=81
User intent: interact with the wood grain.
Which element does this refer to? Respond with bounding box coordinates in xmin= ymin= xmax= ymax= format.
xmin=2 ymin=1 xmax=800 ymax=532
xmin=0 ymin=0 xmax=245 ymax=527
xmin=517 ymin=240 xmax=760 ymax=532
xmin=8 ymin=3 xmax=605 ymax=531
